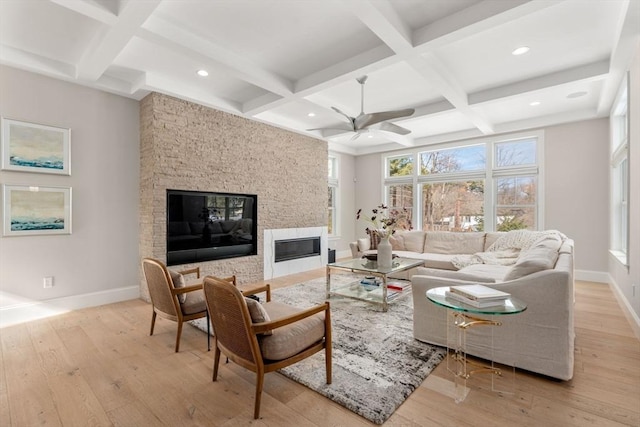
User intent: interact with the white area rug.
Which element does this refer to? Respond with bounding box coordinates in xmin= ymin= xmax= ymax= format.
xmin=192 ymin=274 xmax=446 ymax=424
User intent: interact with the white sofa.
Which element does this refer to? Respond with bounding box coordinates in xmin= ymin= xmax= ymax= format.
xmin=350 ymin=229 xmax=575 ymax=380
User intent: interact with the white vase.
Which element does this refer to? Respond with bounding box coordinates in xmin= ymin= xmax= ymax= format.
xmin=377 ymin=235 xmax=393 ymax=269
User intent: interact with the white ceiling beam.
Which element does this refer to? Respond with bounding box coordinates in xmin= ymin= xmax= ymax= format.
xmin=76 ymin=0 xmax=161 ymax=81
xmin=142 ymin=72 xmax=242 ymax=114
xmin=408 ymin=53 xmax=494 ymax=134
xmin=244 ymin=44 xmax=395 ymax=116
xmin=49 ymin=0 xmax=119 ymax=25
xmin=597 ymin=0 xmax=640 ymax=115
xmin=340 ymin=0 xmax=413 ymax=53
xmin=0 ymin=45 xmax=76 ymax=79
xmin=469 ymin=59 xmax=610 ymax=105
xmin=139 ymin=15 xmax=294 ymax=97
xmin=412 ymin=0 xmax=558 ymax=51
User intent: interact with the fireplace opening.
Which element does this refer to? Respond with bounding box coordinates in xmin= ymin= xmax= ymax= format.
xmin=275 ymin=237 xmax=321 ymax=263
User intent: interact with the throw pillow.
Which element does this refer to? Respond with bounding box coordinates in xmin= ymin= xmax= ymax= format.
xmin=367 ymin=229 xmax=382 ymax=250
xmin=168 ymin=270 xmax=187 ymax=303
xmin=357 ymin=238 xmax=370 ymax=252
xmin=245 ymin=297 xmax=273 ymax=335
xmin=503 ymin=247 xmax=559 ymax=281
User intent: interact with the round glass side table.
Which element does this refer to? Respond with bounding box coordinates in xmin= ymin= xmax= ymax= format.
xmin=426 ymin=286 xmax=527 ymax=403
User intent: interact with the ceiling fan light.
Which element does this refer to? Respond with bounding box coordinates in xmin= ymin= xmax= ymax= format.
xmin=512 ymin=46 xmax=530 ymax=56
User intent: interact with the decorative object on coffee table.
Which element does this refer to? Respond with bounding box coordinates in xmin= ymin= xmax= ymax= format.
xmin=377 ymin=233 xmax=393 ymax=268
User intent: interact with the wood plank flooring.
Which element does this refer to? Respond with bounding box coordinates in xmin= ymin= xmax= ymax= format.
xmin=1 ymin=269 xmax=639 ymax=426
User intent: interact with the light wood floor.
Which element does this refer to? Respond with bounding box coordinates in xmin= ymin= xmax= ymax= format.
xmin=1 ymin=268 xmax=639 ymax=426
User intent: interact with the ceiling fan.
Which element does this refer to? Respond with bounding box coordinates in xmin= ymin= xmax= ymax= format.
xmin=309 ymin=75 xmax=415 ymax=140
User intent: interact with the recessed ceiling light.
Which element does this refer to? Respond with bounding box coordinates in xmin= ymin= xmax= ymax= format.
xmin=529 ymin=101 xmax=541 ymax=106
xmin=307 ymin=112 xmax=316 ymax=117
xmin=367 ymin=134 xmax=374 ymax=138
xmin=512 ymin=46 xmax=530 ymax=56
xmin=197 ymin=69 xmax=209 ymax=77
xmin=567 ymin=91 xmax=588 ymax=99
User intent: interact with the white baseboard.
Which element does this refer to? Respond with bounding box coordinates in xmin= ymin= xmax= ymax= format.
xmin=575 ymin=269 xmax=609 ymax=283
xmin=608 ymin=275 xmax=640 ymax=340
xmin=0 ymin=286 xmax=140 ymax=329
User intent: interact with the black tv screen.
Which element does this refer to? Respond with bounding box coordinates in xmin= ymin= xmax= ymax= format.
xmin=166 ymin=189 xmax=257 ymax=266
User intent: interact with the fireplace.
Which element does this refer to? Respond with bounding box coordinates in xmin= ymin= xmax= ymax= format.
xmin=264 ymin=227 xmax=328 ymax=279
xmin=275 ymin=237 xmax=321 ymax=263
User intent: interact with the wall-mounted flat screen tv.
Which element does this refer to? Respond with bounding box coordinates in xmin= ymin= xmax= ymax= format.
xmin=166 ymin=189 xmax=257 ymax=266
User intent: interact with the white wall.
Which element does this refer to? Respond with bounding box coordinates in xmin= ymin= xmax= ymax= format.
xmin=0 ymin=66 xmax=140 ymax=326
xmin=352 ymin=119 xmax=611 ymax=277
xmin=545 ymin=118 xmax=610 ymax=276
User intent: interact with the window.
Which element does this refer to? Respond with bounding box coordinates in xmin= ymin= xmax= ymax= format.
xmin=328 ymin=156 xmax=338 ymax=236
xmin=610 ymin=73 xmax=629 ymax=264
xmin=386 ymin=183 xmax=414 ymax=229
xmin=383 ymin=133 xmax=542 ymax=233
xmin=387 ymin=154 xmax=414 ymax=177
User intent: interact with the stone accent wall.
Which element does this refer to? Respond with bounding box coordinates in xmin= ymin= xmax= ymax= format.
xmin=139 ymin=93 xmax=327 ymax=300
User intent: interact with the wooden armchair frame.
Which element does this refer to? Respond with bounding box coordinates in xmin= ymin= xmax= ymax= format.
xmin=203 ymin=276 xmax=331 ymax=419
xmin=142 ymin=258 xmax=211 ymax=352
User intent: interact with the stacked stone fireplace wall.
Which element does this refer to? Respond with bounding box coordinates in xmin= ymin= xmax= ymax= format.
xmin=139 ymin=92 xmax=327 ymax=300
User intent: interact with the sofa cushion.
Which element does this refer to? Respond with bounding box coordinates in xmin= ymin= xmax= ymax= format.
xmin=424 ymin=231 xmax=485 ymax=255
xmin=395 ymin=230 xmax=426 ymax=253
xmin=458 ymin=264 xmax=511 ymax=282
xmin=260 ymin=301 xmax=325 ymax=360
xmin=389 ymin=234 xmax=404 ymax=250
xmin=503 ymin=246 xmax=559 ymax=281
xmin=484 ymin=232 xmax=505 ymax=251
xmin=413 ymin=266 xmax=496 ymax=283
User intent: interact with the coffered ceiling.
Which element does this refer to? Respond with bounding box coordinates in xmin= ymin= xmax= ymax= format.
xmin=1 ymin=0 xmax=638 ymax=155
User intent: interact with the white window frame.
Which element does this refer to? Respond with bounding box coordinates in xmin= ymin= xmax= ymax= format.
xmin=610 ymin=73 xmax=630 ymax=266
xmin=382 ymin=131 xmax=544 ymax=232
xmin=328 ymin=155 xmax=339 ymax=237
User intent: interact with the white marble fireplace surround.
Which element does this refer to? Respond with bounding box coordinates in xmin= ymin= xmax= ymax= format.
xmin=264 ymin=227 xmax=328 ymax=279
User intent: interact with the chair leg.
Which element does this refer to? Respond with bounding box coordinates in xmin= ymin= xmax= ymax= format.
xmin=254 ymin=371 xmax=265 ymax=419
xmin=212 ymin=346 xmax=221 ymax=381
xmin=149 ymin=311 xmax=157 ymax=336
xmin=206 ymin=311 xmax=211 ymax=351
xmin=175 ymin=321 xmax=183 ymax=352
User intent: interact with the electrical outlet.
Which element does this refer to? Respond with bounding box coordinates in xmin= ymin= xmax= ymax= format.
xmin=43 ymin=276 xmax=54 ymax=288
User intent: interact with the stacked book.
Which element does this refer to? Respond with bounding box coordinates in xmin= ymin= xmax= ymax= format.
xmin=445 ymin=284 xmax=510 ymax=308
xmin=360 ymin=276 xmax=381 ymax=291
xmin=386 ymin=281 xmax=411 ymax=300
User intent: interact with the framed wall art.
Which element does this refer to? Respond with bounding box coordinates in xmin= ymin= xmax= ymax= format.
xmin=1 ymin=117 xmax=71 ymax=175
xmin=2 ymin=185 xmax=72 ymax=236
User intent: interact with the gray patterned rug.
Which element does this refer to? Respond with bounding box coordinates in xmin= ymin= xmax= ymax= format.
xmin=193 ymin=274 xmax=445 ymax=425
xmin=272 ymin=274 xmax=445 ymax=425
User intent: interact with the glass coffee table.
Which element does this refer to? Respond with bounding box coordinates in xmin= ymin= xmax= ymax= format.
xmin=326 ymin=257 xmax=424 ymax=311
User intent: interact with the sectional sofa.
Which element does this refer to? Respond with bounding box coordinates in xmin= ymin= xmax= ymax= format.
xmin=349 ymin=229 xmax=575 ymax=380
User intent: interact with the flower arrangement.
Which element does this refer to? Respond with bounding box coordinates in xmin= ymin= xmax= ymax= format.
xmin=356 ymin=204 xmax=412 ymax=238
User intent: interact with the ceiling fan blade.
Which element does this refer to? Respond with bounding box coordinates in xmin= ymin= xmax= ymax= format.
xmin=369 ymin=121 xmax=412 ymax=135
xmin=354 ymin=108 xmax=415 ymax=130
xmin=331 ymin=107 xmax=356 ymax=128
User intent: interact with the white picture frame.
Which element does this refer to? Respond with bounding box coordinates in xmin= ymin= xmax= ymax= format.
xmin=2 ymin=185 xmax=72 ymax=236
xmin=1 ymin=117 xmax=71 ymax=175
